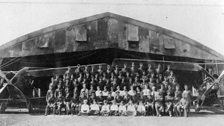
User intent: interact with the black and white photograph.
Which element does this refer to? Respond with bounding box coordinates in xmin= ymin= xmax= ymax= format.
xmin=0 ymin=0 xmax=224 ymax=126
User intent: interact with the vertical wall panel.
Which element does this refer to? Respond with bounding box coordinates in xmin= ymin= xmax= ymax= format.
xmin=139 ymin=27 xmax=149 ymax=52
xmin=75 ymin=25 xmax=87 ymax=42
xmin=36 ymin=32 xmax=54 ymax=48
xmin=97 ymin=18 xmax=108 ymax=41
xmin=163 ymin=35 xmax=176 ymax=49
xmin=54 ymin=30 xmax=66 ymax=52
xmin=149 ymin=30 xmax=160 ymax=53
xmin=127 ymin=24 xmax=139 ymax=41
xmin=66 ymin=27 xmax=76 ymax=52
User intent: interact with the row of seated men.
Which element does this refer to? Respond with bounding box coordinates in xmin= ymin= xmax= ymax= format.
xmin=45 ymin=82 xmax=192 ymax=117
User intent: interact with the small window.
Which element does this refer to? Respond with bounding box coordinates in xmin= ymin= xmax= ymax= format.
xmin=163 ymin=36 xmax=176 ymax=49
xmin=36 ymin=32 xmax=53 ymax=48
xmin=75 ymin=25 xmax=87 ymax=42
xmin=127 ymin=24 xmax=139 ymax=41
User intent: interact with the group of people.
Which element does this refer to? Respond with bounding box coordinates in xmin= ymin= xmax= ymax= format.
xmin=45 ymin=62 xmax=192 ymax=117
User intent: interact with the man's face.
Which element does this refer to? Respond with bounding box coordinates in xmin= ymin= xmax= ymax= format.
xmin=58 ymin=92 xmax=62 ymax=97
xmin=140 ymin=63 xmax=143 ymax=67
xmin=184 ymin=85 xmax=188 ymax=90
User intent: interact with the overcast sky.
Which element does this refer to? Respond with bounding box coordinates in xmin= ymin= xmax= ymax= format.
xmin=0 ymin=0 xmax=224 ymax=55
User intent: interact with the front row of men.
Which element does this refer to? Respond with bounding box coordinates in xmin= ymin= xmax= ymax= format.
xmin=45 ymin=85 xmax=191 ymax=117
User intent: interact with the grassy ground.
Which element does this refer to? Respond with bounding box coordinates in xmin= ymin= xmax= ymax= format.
xmin=0 ymin=109 xmax=224 ymax=126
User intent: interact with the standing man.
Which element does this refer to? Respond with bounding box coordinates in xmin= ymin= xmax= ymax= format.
xmin=181 ymin=84 xmax=192 ymax=117
xmin=45 ymin=85 xmax=55 ymax=116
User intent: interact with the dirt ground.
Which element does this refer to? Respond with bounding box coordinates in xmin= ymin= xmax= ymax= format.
xmin=1 ymin=110 xmax=224 ymax=126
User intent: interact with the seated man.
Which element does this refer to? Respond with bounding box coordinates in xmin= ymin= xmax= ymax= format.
xmin=79 ymin=99 xmax=90 ymax=116
xmin=136 ymin=101 xmax=146 ymax=116
xmin=89 ymin=100 xmax=100 ymax=115
xmin=127 ymin=100 xmax=136 ymax=116
xmin=154 ymin=88 xmax=164 ymax=117
xmin=118 ymin=101 xmax=127 ymax=116
xmin=70 ymin=93 xmax=79 ymax=115
xmin=45 ymin=86 xmax=56 ymax=116
xmin=142 ymin=85 xmax=151 ymax=100
xmin=123 ymin=92 xmax=130 ymax=105
xmin=102 ymin=86 xmax=109 ymax=99
xmin=100 ymin=100 xmax=110 ymax=116
xmin=115 ymin=92 xmax=123 ymax=105
xmin=175 ymin=97 xmax=189 ymax=117
xmin=55 ymin=91 xmax=66 ymax=115
xmin=128 ymin=86 xmax=136 ymax=101
xmin=165 ymin=91 xmax=174 ymax=117
xmin=95 ymin=86 xmax=102 ymax=97
xmin=110 ymin=100 xmax=119 ymax=116
xmin=144 ymin=94 xmax=154 ymax=116
xmin=106 ymin=93 xmax=114 ymax=105
xmin=173 ymin=85 xmax=182 ymax=116
xmin=88 ymin=92 xmax=96 ymax=105
xmin=96 ymin=92 xmax=104 ymax=107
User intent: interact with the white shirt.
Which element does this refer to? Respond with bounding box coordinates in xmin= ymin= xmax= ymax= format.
xmin=102 ymin=91 xmax=109 ymax=97
xmin=137 ymin=105 xmax=146 ymax=112
xmin=128 ymin=90 xmax=136 ymax=96
xmin=142 ymin=89 xmax=151 ymax=96
xmin=81 ymin=104 xmax=90 ymax=113
xmin=127 ymin=105 xmax=136 ymax=112
xmin=90 ymin=104 xmax=100 ymax=111
xmin=110 ymin=104 xmax=119 ymax=111
xmin=101 ymin=105 xmax=110 ymax=112
xmin=119 ymin=105 xmax=127 ymax=112
xmin=95 ymin=90 xmax=102 ymax=97
xmin=120 ymin=90 xmax=126 ymax=96
xmin=111 ymin=92 xmax=116 ymax=98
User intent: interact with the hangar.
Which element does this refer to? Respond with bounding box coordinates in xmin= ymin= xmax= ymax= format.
xmin=0 ymin=12 xmax=224 ymax=113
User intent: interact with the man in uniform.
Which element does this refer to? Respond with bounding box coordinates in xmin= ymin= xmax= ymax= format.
xmin=56 ymin=91 xmax=66 ymax=115
xmin=118 ymin=101 xmax=127 ymax=116
xmin=137 ymin=101 xmax=146 ymax=116
xmin=45 ymin=85 xmax=56 ymax=116
xmin=181 ymin=85 xmax=192 ymax=117
xmin=70 ymin=92 xmax=79 ymax=115
xmin=89 ymin=100 xmax=100 ymax=115
xmin=79 ymin=99 xmax=90 ymax=116
xmin=165 ymin=90 xmax=174 ymax=116
xmin=127 ymin=100 xmax=137 ymax=116
xmin=110 ymin=100 xmax=119 ymax=116
xmin=100 ymin=100 xmax=110 ymax=116
xmin=154 ymin=86 xmax=164 ymax=117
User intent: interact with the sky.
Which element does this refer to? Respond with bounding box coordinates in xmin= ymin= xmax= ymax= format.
xmin=0 ymin=0 xmax=224 ymax=55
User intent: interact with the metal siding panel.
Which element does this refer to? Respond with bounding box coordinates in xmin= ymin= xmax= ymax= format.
xmin=66 ymin=27 xmax=76 ymax=52
xmin=54 ymin=30 xmax=66 ymax=52
xmin=163 ymin=35 xmax=176 ymax=49
xmin=36 ymin=32 xmax=54 ymax=48
xmin=108 ymin=18 xmax=119 ymax=43
xmin=149 ymin=30 xmax=160 ymax=53
xmin=87 ymin=21 xmax=98 ymax=42
xmin=127 ymin=24 xmax=139 ymax=41
xmin=97 ymin=18 xmax=108 ymax=41
xmin=139 ymin=27 xmax=149 ymax=52
xmin=75 ymin=25 xmax=87 ymax=41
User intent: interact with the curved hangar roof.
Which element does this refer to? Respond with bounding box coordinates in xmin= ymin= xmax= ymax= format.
xmin=0 ymin=12 xmax=223 ymax=61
